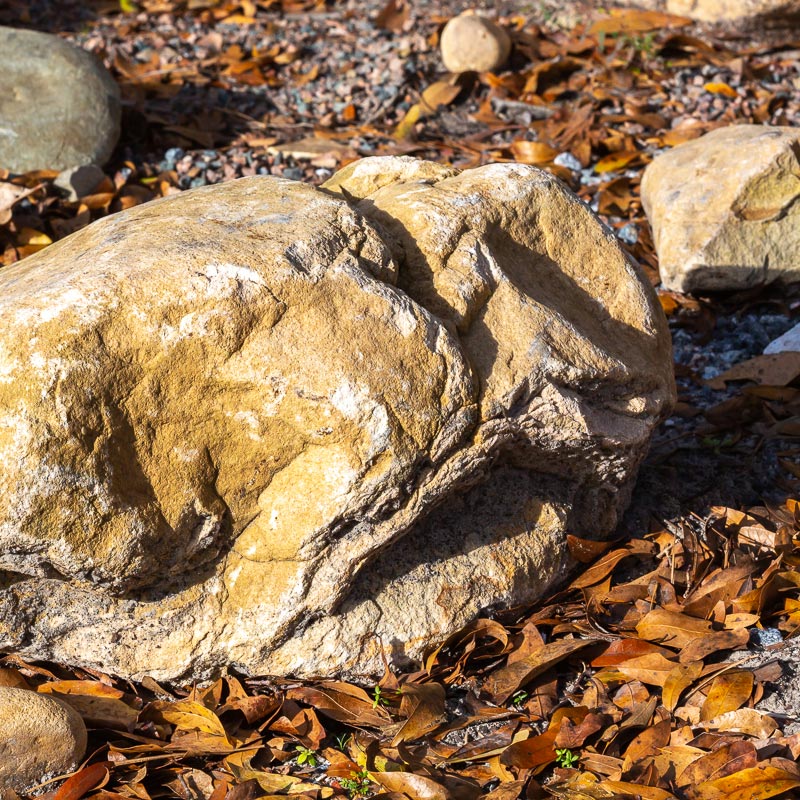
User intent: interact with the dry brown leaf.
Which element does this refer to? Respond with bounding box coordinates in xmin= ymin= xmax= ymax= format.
xmin=589 ymin=8 xmax=692 ymax=34
xmin=500 ymin=728 xmax=557 ymax=770
xmin=690 ymin=760 xmax=800 ymax=800
xmin=483 ymin=637 xmax=600 ymax=704
xmin=706 ymin=353 xmax=800 ymax=390
xmin=510 ymin=140 xmax=559 ymax=165
xmin=700 ymin=707 xmax=778 ymax=738
xmin=616 ymin=652 xmax=679 ymax=687
xmin=52 ymin=762 xmax=111 ymax=800
xmin=678 ymin=740 xmax=757 ymax=788
xmin=370 ymin=770 xmax=450 ymax=800
xmin=678 ymin=629 xmax=750 ymax=662
xmin=597 ymin=781 xmax=676 ymax=800
xmin=703 ymin=82 xmax=738 ymax=98
xmin=570 ymin=540 xmax=655 ymax=590
xmin=700 ymin=671 xmax=754 ymax=721
xmin=392 ymin=682 xmax=447 ymax=746
xmin=636 ymin=608 xmax=714 ymax=650
xmin=594 ymin=150 xmax=641 ymax=174
xmin=591 ymin=638 xmax=672 ymax=666
xmin=663 ymin=661 xmax=704 ymax=712
xmin=374 ymin=0 xmax=409 ymax=33
xmin=420 ymin=80 xmax=461 ymax=113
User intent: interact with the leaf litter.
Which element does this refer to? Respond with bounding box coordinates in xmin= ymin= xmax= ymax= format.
xmin=2 ymin=1 xmax=800 ymax=798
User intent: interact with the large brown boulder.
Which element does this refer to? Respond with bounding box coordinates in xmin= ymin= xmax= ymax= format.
xmin=0 ymin=158 xmax=673 ymax=681
xmin=642 ymin=125 xmax=800 ymax=293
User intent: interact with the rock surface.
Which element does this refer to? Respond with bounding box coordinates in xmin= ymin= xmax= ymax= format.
xmin=642 ymin=125 xmax=800 ymax=293
xmin=0 ymin=26 xmax=120 ymax=173
xmin=0 ymin=158 xmax=673 ymax=681
xmin=610 ymin=0 xmax=800 ymax=26
xmin=0 ymin=687 xmax=87 ymax=792
xmin=439 ymin=12 xmax=511 ymax=74
xmin=765 ymin=322 xmax=800 ymax=354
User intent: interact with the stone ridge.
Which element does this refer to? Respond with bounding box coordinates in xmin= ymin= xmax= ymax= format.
xmin=0 ymin=160 xmax=674 ymax=680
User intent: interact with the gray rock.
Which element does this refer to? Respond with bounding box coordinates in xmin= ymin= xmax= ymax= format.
xmin=54 ymin=164 xmax=106 ymax=202
xmin=765 ymin=322 xmax=800 ymax=354
xmin=0 ymin=687 xmax=87 ymax=793
xmin=0 ymin=27 xmax=120 ymax=173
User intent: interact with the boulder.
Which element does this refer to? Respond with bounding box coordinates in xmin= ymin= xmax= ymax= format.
xmin=0 ymin=158 xmax=674 ymax=681
xmin=642 ymin=125 xmax=800 ymax=293
xmin=0 ymin=687 xmax=87 ymax=792
xmin=440 ymin=12 xmax=511 ymax=74
xmin=609 ymin=0 xmax=800 ymax=26
xmin=0 ymin=27 xmax=120 ymax=173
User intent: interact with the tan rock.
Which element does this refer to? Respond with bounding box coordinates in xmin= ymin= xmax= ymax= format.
xmin=0 ymin=160 xmax=673 ymax=681
xmin=440 ymin=12 xmax=511 ymax=74
xmin=609 ymin=0 xmax=800 ymax=26
xmin=642 ymin=125 xmax=800 ymax=293
xmin=0 ymin=687 xmax=87 ymax=792
xmin=0 ymin=27 xmax=120 ymax=173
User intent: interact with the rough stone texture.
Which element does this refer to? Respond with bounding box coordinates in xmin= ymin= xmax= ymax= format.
xmin=439 ymin=12 xmax=511 ymax=74
xmin=0 ymin=158 xmax=673 ymax=681
xmin=0 ymin=26 xmax=120 ymax=173
xmin=610 ymin=0 xmax=800 ymax=26
xmin=0 ymin=687 xmax=87 ymax=792
xmin=642 ymin=125 xmax=800 ymax=293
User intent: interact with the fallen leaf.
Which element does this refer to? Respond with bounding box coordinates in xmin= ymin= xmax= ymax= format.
xmin=375 ymin=0 xmax=409 ymax=33
xmin=663 ymin=661 xmax=704 ymax=712
xmin=371 ymin=770 xmax=450 ymax=800
xmin=678 ymin=740 xmax=757 ymax=787
xmin=510 ymin=140 xmax=559 ymax=165
xmin=590 ymin=8 xmax=692 ymax=34
xmin=616 ymin=652 xmax=679 ymax=687
xmin=594 ymin=150 xmax=641 ymax=174
xmin=703 ymin=82 xmax=738 ymax=98
xmin=706 ymin=353 xmax=800 ymax=390
xmin=484 ymin=637 xmax=600 ymax=704
xmin=701 ymin=707 xmax=778 ymax=738
xmin=636 ymin=608 xmax=714 ymax=650
xmin=690 ymin=760 xmax=800 ymax=800
xmin=53 ymin=762 xmax=110 ymax=800
xmin=700 ymin=671 xmax=754 ymax=721
xmin=420 ymin=80 xmax=461 ymax=113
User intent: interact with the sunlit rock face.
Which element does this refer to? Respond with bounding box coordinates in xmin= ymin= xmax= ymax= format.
xmin=642 ymin=125 xmax=800 ymax=293
xmin=0 ymin=158 xmax=674 ymax=681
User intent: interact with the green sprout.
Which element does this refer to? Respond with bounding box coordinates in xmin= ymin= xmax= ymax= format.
xmin=339 ymin=768 xmax=372 ymax=797
xmin=295 ymin=745 xmax=318 ymax=767
xmin=335 ymin=733 xmax=352 ymax=751
xmin=555 ymin=747 xmax=580 ymax=768
xmin=512 ymin=690 xmax=529 ymax=708
xmin=371 ymin=685 xmax=387 ymax=708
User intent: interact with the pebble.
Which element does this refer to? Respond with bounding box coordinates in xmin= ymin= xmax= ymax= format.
xmin=440 ymin=12 xmax=511 ymax=74
xmin=750 ymin=627 xmax=783 ymax=648
xmin=554 ymin=152 xmax=582 ymax=171
xmin=0 ymin=687 xmax=87 ymax=793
